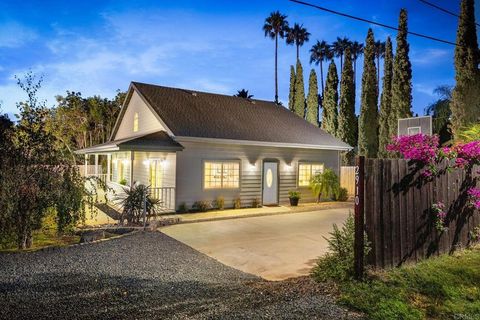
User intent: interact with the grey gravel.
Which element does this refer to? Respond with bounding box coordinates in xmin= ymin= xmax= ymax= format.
xmin=0 ymin=232 xmax=360 ymax=319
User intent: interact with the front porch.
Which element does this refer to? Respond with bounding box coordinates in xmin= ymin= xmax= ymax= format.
xmin=76 ymin=131 xmax=183 ymax=213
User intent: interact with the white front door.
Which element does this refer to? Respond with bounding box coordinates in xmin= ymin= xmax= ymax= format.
xmin=262 ymin=161 xmax=278 ymax=205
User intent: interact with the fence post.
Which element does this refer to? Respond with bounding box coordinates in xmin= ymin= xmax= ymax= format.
xmin=354 ymin=156 xmax=365 ymax=280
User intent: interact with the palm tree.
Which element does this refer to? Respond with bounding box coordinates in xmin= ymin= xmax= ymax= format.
xmin=263 ymin=11 xmax=289 ymax=104
xmin=374 ymin=41 xmax=386 ymax=87
xmin=350 ymin=41 xmax=364 ymax=81
xmin=332 ymin=37 xmax=351 ymax=72
xmin=234 ymin=89 xmax=253 ymax=99
xmin=286 ymin=23 xmax=311 ymax=61
xmin=310 ymin=40 xmax=331 ymax=97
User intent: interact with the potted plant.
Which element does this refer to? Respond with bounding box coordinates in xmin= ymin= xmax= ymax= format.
xmin=288 ymin=190 xmax=301 ymax=206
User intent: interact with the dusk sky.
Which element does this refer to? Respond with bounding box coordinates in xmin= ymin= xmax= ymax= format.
xmin=0 ymin=0 xmax=477 ymax=117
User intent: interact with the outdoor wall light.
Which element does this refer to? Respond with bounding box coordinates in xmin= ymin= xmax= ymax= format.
xmin=122 ymin=159 xmax=129 ymax=165
xmin=143 ymin=159 xmax=150 ymax=166
xmin=249 ymin=162 xmax=256 ymax=170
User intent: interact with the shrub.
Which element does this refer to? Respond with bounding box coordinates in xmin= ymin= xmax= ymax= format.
xmin=312 ymin=212 xmax=370 ymax=282
xmin=119 ymin=178 xmax=127 ymax=186
xmin=118 ymin=184 xmax=160 ymax=225
xmin=332 ymin=187 xmax=349 ymax=201
xmin=310 ymin=168 xmax=340 ymax=202
xmin=288 ymin=190 xmax=301 ymax=199
xmin=252 ymin=198 xmax=261 ymax=208
xmin=177 ymin=202 xmax=188 ymax=213
xmin=213 ymin=196 xmax=225 ymax=210
xmin=234 ymin=197 xmax=241 ymax=209
xmin=192 ymin=200 xmax=211 ymax=212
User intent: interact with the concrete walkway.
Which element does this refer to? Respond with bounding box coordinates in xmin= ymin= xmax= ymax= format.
xmin=161 ymin=208 xmax=351 ymax=281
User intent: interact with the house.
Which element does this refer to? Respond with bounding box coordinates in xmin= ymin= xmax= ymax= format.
xmin=76 ymin=82 xmax=351 ymax=211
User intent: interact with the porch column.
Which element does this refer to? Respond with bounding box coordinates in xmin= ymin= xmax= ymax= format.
xmin=84 ymin=154 xmax=88 ymax=177
xmin=107 ymin=154 xmax=111 ymax=182
xmin=94 ymin=154 xmax=99 ymax=176
xmin=130 ymin=151 xmax=134 ymax=187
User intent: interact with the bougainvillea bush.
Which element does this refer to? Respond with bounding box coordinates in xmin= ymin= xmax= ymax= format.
xmin=387 ymin=133 xmax=480 ymax=232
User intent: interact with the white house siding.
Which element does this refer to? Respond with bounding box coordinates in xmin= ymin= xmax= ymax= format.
xmin=115 ymin=91 xmax=166 ymax=140
xmin=175 ymin=141 xmax=340 ymax=209
xmin=111 ymin=152 xmax=131 ymax=185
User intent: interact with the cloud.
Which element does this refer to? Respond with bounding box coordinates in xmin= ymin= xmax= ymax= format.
xmin=414 ymin=83 xmax=435 ymax=96
xmin=0 ymin=22 xmax=37 ymax=48
xmin=411 ymin=48 xmax=450 ymax=65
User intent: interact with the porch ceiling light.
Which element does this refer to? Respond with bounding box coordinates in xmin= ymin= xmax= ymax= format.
xmin=248 ymin=161 xmax=256 ymax=170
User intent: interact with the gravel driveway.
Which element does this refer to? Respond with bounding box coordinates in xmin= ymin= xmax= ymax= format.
xmin=0 ymin=232 xmax=360 ymax=319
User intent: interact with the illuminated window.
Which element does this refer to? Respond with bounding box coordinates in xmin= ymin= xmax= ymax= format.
xmin=204 ymin=161 xmax=240 ymax=189
xmin=298 ymin=163 xmax=324 ymax=187
xmin=149 ymin=160 xmax=163 ymax=188
xmin=133 ymin=112 xmax=139 ymax=132
xmin=118 ymin=160 xmax=125 ymax=182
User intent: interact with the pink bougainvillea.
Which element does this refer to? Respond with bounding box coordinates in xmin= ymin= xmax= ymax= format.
xmin=452 ymin=141 xmax=480 ymax=168
xmin=467 ymin=187 xmax=480 ymax=210
xmin=386 ymin=134 xmax=439 ymax=165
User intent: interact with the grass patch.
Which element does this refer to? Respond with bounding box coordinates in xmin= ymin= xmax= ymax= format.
xmin=315 ymin=246 xmax=480 ymax=319
xmin=0 ymin=231 xmax=80 ymax=252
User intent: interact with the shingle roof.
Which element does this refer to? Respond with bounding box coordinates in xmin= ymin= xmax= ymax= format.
xmin=128 ymin=82 xmax=351 ymax=150
xmin=76 ymin=131 xmax=183 ymax=154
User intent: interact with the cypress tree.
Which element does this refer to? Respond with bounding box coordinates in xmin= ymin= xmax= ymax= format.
xmin=391 ymin=9 xmax=412 ymax=136
xmin=358 ymin=28 xmax=379 ymax=158
xmin=378 ymin=37 xmax=394 ymax=158
xmin=321 ymin=61 xmax=339 ymax=135
xmin=306 ymin=69 xmax=319 ymax=126
xmin=288 ymin=65 xmax=296 ymax=112
xmin=338 ymin=47 xmax=357 ymax=164
xmin=293 ymin=60 xmax=305 ymax=118
xmin=451 ymin=0 xmax=480 ymax=136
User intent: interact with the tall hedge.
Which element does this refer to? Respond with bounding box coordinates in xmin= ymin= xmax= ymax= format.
xmin=358 ymin=28 xmax=379 ymax=158
xmin=306 ymin=69 xmax=319 ymax=126
xmin=288 ymin=65 xmax=296 ymax=112
xmin=321 ymin=61 xmax=339 ymax=135
xmin=378 ymin=37 xmax=394 ymax=158
xmin=294 ymin=60 xmax=306 ymax=118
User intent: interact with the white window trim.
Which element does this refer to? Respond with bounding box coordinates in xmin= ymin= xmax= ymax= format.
xmin=203 ymin=160 xmax=241 ymax=190
xmin=297 ymin=162 xmax=325 ymax=187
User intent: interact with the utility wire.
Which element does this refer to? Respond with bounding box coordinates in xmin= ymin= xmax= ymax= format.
xmin=288 ymin=0 xmax=459 ymax=47
xmin=418 ymin=0 xmax=480 ymax=26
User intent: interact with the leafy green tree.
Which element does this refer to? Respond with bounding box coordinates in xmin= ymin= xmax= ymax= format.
xmin=425 ymin=85 xmax=453 ymax=144
xmin=332 ymin=37 xmax=352 ymax=73
xmin=306 ymin=69 xmax=319 ymax=126
xmin=288 ymin=65 xmax=296 ymax=111
xmin=358 ymin=28 xmax=379 ymax=158
xmin=322 ymin=61 xmax=339 ymax=135
xmin=338 ymin=48 xmax=357 ymax=164
xmin=294 ymin=59 xmax=306 ymax=118
xmin=391 ymin=9 xmax=413 ymax=136
xmin=0 ymin=73 xmax=85 ymax=249
xmin=234 ymin=89 xmax=253 ymax=98
xmin=263 ymin=11 xmax=290 ymax=104
xmin=310 ymin=40 xmax=331 ymax=97
xmin=378 ymin=37 xmax=394 ymax=158
xmin=450 ymin=0 xmax=480 ymax=137
xmin=286 ymin=23 xmax=310 ymax=61
xmin=310 ymin=168 xmax=340 ymax=202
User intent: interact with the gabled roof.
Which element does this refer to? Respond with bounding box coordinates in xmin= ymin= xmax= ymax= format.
xmin=111 ymin=82 xmax=351 ymax=150
xmin=76 ymin=131 xmax=183 ymax=154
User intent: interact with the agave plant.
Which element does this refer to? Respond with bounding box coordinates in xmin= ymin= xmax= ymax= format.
xmin=118 ymin=184 xmax=161 ymax=225
xmin=310 ymin=168 xmax=340 ymax=203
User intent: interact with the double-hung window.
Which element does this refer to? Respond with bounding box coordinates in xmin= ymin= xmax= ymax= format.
xmin=298 ymin=163 xmax=324 ymax=187
xmin=204 ymin=161 xmax=240 ymax=189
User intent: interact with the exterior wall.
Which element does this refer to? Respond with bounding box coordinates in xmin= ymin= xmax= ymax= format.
xmin=175 ymin=141 xmax=340 ymax=209
xmin=115 ymin=91 xmax=166 ymax=140
xmin=111 ymin=152 xmax=131 ymax=185
xmin=131 ymin=151 xmax=176 ymax=187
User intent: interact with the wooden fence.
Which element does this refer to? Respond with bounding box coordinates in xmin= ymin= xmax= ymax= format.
xmin=340 ymin=166 xmax=356 ymax=196
xmin=355 ymin=157 xmax=480 ymax=270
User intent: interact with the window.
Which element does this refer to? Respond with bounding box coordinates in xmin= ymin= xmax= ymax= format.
xmin=118 ymin=160 xmax=125 ymax=182
xmin=204 ymin=161 xmax=240 ymax=189
xmin=133 ymin=112 xmax=139 ymax=132
xmin=298 ymin=163 xmax=324 ymax=187
xmin=407 ymin=126 xmax=421 ymax=135
xmin=149 ymin=160 xmax=163 ymax=188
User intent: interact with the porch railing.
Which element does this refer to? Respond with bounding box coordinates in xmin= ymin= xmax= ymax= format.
xmin=150 ymin=187 xmax=175 ymax=212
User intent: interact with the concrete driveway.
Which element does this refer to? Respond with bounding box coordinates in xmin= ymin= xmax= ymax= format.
xmin=161 ymin=208 xmax=350 ymax=280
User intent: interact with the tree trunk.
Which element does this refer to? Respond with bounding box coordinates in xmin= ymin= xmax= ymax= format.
xmin=275 ymin=34 xmax=279 ymax=104
xmin=340 ymin=54 xmax=343 ymax=76
xmin=377 ymin=56 xmax=380 ymax=88
xmin=18 ymin=229 xmax=32 ymax=250
xmin=317 ymin=192 xmax=322 ymax=203
xmin=296 ymin=44 xmax=299 ymax=62
xmin=320 ymin=62 xmax=324 ymax=98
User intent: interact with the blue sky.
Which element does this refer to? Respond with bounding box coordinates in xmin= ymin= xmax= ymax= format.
xmin=0 ymin=0 xmax=477 ymax=117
